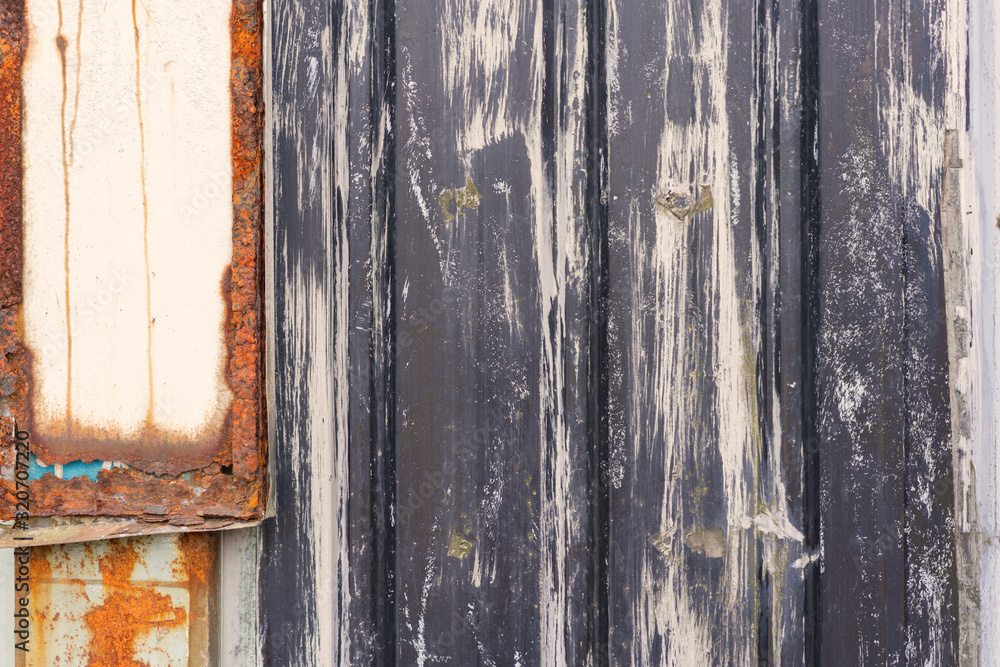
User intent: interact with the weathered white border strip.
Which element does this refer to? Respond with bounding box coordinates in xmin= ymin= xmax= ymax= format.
xmin=966 ymin=0 xmax=999 ymax=660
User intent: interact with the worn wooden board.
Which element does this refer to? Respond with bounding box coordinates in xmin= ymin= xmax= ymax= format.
xmin=392 ymin=0 xmax=608 ymax=662
xmin=605 ymin=0 xmax=759 ymax=663
xmin=814 ymin=0 xmax=962 ymax=662
xmin=263 ymin=0 xmax=346 ymax=664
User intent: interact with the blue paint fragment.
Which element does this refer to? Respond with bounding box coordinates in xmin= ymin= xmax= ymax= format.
xmin=28 ymin=453 xmax=107 ymax=482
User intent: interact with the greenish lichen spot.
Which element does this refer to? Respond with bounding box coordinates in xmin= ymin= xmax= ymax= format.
xmin=439 ymin=176 xmax=481 ymax=221
xmin=448 ymin=529 xmax=474 ymax=559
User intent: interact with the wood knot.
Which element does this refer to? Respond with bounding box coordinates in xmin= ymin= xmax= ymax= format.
xmin=655 ymin=184 xmax=714 ymax=221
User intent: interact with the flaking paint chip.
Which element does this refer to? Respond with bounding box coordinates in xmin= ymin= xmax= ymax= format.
xmin=651 ymin=529 xmax=675 ymax=557
xmin=686 ymin=526 xmax=726 ymax=558
xmin=448 ymin=529 xmax=474 ymax=559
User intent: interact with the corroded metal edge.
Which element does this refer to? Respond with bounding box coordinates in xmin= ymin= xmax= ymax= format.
xmin=0 ymin=515 xmax=260 ymax=548
xmin=0 ymin=3 xmax=25 ymax=496
xmin=228 ymin=0 xmax=266 ymax=493
xmin=0 ymin=1 xmax=23 ymax=311
xmin=0 ymin=0 xmax=267 ymax=529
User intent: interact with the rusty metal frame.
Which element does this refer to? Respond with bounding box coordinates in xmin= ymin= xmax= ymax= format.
xmin=0 ymin=0 xmax=267 ymax=543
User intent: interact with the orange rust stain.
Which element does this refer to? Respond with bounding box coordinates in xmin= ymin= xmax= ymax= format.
xmin=0 ymin=3 xmax=26 ymax=477
xmin=98 ymin=538 xmax=140 ymax=581
xmin=132 ymin=0 xmax=155 ymax=432
xmin=28 ymin=416 xmax=227 ymax=477
xmin=176 ymin=532 xmax=216 ymax=585
xmin=83 ymin=539 xmax=187 ymax=667
xmin=176 ymin=532 xmax=218 ymax=665
xmin=68 ymin=0 xmax=82 ymax=164
xmin=28 ymin=548 xmax=53 ymax=667
xmin=229 ymin=0 xmax=266 ymax=491
xmin=9 ymin=465 xmax=258 ymax=520
xmin=0 ymin=309 xmax=19 ymax=396
xmin=29 ymin=548 xmax=52 ymax=578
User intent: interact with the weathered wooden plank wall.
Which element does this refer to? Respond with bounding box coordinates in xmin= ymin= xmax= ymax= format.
xmin=263 ymin=0 xmax=976 ymax=664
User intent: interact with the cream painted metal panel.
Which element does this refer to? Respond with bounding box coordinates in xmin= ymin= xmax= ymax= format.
xmin=22 ymin=0 xmax=233 ymax=450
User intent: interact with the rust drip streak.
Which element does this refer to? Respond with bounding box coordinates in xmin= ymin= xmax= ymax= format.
xmin=68 ymin=0 xmax=83 ymax=164
xmin=57 ymin=0 xmax=73 ymax=424
xmin=132 ymin=0 xmax=154 ymax=430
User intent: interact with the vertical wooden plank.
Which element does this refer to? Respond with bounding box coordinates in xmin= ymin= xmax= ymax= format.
xmin=395 ymin=0 xmax=535 ymax=663
xmin=266 ymin=0 xmax=391 ymax=662
xmin=345 ymin=0 xmax=382 ymax=662
xmin=798 ymin=0 xmax=823 ymax=660
xmin=772 ymin=0 xmax=820 ymax=661
xmin=392 ymin=0 xmax=605 ymax=663
xmin=605 ymin=0 xmax=765 ymax=663
xmin=264 ymin=0 xmax=352 ymax=664
xmin=815 ymin=0 xmax=959 ymax=661
xmin=540 ymin=0 xmax=609 ymax=662
xmin=582 ymin=0 xmax=612 ymax=662
xmin=885 ymin=20 xmax=960 ymax=662
xmin=221 ymin=528 xmax=262 ymax=666
xmin=394 ymin=0 xmax=539 ymax=659
xmin=369 ymin=0 xmax=397 ymax=663
xmin=752 ymin=0 xmax=816 ymax=662
xmin=816 ymin=0 xmax=910 ymax=654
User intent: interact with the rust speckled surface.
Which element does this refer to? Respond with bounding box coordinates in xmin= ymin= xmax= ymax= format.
xmin=16 ymin=533 xmax=218 ymax=666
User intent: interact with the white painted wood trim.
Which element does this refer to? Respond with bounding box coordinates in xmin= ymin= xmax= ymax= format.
xmin=221 ymin=528 xmax=263 ymax=667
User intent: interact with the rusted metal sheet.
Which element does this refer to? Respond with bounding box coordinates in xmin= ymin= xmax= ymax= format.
xmin=0 ymin=0 xmax=266 ymax=544
xmin=15 ymin=532 xmax=218 ymax=666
